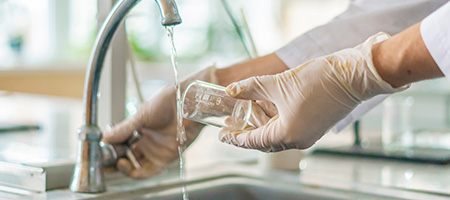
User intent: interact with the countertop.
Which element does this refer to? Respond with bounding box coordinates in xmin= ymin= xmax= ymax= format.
xmin=0 ymin=93 xmax=449 ymax=199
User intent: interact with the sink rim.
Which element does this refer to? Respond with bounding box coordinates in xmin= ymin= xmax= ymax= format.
xmin=87 ymin=173 xmax=410 ymax=200
xmin=74 ymin=161 xmax=450 ymax=200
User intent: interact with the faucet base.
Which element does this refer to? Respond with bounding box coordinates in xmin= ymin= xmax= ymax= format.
xmin=70 ymin=125 xmax=106 ymax=193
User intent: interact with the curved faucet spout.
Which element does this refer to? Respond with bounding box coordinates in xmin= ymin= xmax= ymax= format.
xmin=84 ymin=0 xmax=181 ymax=126
xmin=70 ymin=0 xmax=181 ymax=193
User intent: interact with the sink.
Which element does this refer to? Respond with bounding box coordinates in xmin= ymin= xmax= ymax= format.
xmin=86 ymin=174 xmax=405 ymax=200
xmin=148 ymin=177 xmax=345 ymax=200
xmin=19 ymin=159 xmax=446 ymax=200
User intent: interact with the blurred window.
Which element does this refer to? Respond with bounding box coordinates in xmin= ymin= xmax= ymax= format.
xmin=0 ymin=0 xmax=349 ymax=68
xmin=0 ymin=0 xmax=96 ymax=68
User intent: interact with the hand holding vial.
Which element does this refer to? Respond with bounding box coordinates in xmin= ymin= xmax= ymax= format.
xmin=182 ymin=80 xmax=253 ymax=130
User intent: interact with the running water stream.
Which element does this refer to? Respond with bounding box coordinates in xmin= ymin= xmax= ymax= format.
xmin=166 ymin=26 xmax=189 ymax=200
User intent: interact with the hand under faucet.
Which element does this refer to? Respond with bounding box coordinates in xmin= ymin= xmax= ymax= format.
xmin=103 ymin=66 xmax=219 ymax=178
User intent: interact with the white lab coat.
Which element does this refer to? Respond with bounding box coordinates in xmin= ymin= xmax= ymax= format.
xmin=421 ymin=1 xmax=450 ymax=76
xmin=274 ymin=0 xmax=448 ymax=132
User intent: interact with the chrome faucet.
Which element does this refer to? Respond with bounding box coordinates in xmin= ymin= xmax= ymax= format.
xmin=70 ymin=0 xmax=181 ymax=193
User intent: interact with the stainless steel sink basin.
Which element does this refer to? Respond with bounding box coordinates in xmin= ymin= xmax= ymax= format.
xmin=25 ymin=160 xmax=446 ymax=200
xmin=148 ymin=177 xmax=344 ymax=200
xmin=88 ymin=174 xmax=405 ymax=200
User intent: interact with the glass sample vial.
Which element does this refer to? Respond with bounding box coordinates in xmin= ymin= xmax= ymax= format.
xmin=382 ymin=95 xmax=415 ymax=148
xmin=182 ymin=80 xmax=252 ymax=130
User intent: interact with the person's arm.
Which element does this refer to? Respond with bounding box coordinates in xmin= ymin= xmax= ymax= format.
xmin=216 ymin=0 xmax=446 ymax=88
xmin=374 ymin=1 xmax=450 ymax=87
xmin=216 ymin=53 xmax=289 ymax=86
xmin=276 ymin=0 xmax=447 ymax=69
xmin=372 ymin=23 xmax=443 ymax=88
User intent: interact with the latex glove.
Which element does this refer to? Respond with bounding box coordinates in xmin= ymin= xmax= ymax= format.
xmin=103 ymin=66 xmax=218 ymax=179
xmin=219 ymin=33 xmax=409 ymax=152
xmin=247 ymin=100 xmax=278 ymax=127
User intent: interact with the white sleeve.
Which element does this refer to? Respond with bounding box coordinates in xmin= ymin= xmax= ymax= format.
xmin=421 ymin=2 xmax=450 ymax=76
xmin=276 ymin=0 xmax=447 ymax=69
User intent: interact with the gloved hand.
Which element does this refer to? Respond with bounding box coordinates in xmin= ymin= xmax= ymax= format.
xmin=102 ymin=66 xmax=218 ymax=179
xmin=219 ymin=33 xmax=409 ymax=152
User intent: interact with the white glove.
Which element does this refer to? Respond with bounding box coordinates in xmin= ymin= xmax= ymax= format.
xmin=102 ymin=66 xmax=218 ymax=179
xmin=219 ymin=33 xmax=409 ymax=152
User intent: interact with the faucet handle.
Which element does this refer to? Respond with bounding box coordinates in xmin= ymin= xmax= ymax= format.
xmin=101 ymin=130 xmax=142 ymax=169
xmin=125 ymin=131 xmax=142 ymax=169
xmin=127 ymin=130 xmax=142 ymax=145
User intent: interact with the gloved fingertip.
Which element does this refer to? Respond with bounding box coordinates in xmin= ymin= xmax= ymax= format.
xmin=104 ymin=124 xmax=113 ymax=132
xmin=130 ymin=170 xmax=152 ymax=179
xmin=101 ymin=130 xmax=113 ymax=140
xmin=218 ymin=128 xmax=232 ymax=142
xmin=226 ymin=83 xmax=243 ymax=97
xmin=130 ymin=164 xmax=159 ymax=179
xmin=102 ymin=130 xmax=121 ymax=143
xmin=117 ymin=158 xmax=132 ymax=176
xmin=219 ymin=129 xmax=249 ymax=147
xmin=220 ymin=132 xmax=248 ymax=148
xmin=101 ymin=120 xmax=138 ymax=144
xmin=223 ymin=117 xmax=233 ymax=127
